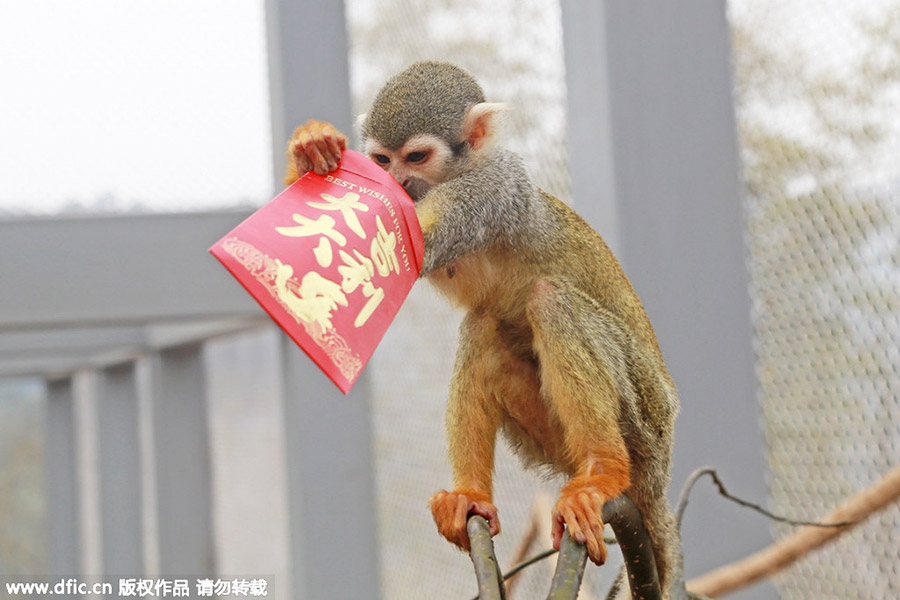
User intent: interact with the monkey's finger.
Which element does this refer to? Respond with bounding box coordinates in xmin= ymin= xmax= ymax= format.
xmin=587 ymin=516 xmax=605 ymax=554
xmin=579 ymin=517 xmax=605 ymax=565
xmin=469 ymin=501 xmax=501 ymax=537
xmin=328 ymin=125 xmax=347 ymax=161
xmin=551 ymin=513 xmax=565 ymax=550
xmin=289 ymin=141 xmax=309 ymax=174
xmin=587 ymin=496 xmax=606 ymax=544
xmin=293 ymin=149 xmax=312 ymax=175
xmin=296 ymin=130 xmax=329 ymax=175
xmin=585 ymin=515 xmax=608 ymax=567
xmin=572 ymin=494 xmax=596 ymax=545
xmin=313 ymin=136 xmax=337 ymax=172
xmin=307 ymin=121 xmax=338 ymax=172
xmin=306 ymin=141 xmax=330 ymax=175
xmin=576 ymin=490 xmax=603 ymax=528
xmin=453 ymin=494 xmax=472 ymax=549
xmin=322 ymin=131 xmax=345 ymax=165
xmin=487 ymin=513 xmax=501 ymax=537
xmin=561 ymin=505 xmax=586 ymax=545
xmin=587 ymin=537 xmax=607 ymax=566
xmin=573 ymin=495 xmax=607 ymax=565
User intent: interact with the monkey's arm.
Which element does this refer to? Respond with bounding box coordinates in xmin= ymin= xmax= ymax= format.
xmin=429 ymin=312 xmax=506 ymax=551
xmin=284 ymin=119 xmax=347 ymax=184
xmin=415 ymin=149 xmax=538 ymax=275
xmin=526 ymin=277 xmax=634 ymax=566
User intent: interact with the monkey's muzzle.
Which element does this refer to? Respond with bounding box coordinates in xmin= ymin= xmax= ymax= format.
xmin=403 ymin=176 xmax=431 ymax=202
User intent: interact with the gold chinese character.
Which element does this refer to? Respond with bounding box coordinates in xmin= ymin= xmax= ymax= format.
xmin=313 ymin=237 xmax=333 ymax=267
xmin=276 ymin=214 xmax=347 ymax=246
xmin=273 ymin=259 xmax=347 ymax=331
xmin=308 ymin=192 xmax=369 ymax=239
xmin=370 ymin=216 xmax=400 ymax=276
xmin=337 ymin=249 xmax=375 ymax=293
xmin=336 ymin=249 xmax=385 ymax=327
xmin=354 ymin=281 xmax=384 ymax=327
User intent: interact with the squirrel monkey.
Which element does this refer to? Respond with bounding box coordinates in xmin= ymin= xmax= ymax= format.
xmin=287 ymin=61 xmax=683 ymax=598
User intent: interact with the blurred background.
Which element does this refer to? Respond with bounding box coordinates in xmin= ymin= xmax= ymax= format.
xmin=1 ymin=1 xmax=898 ymax=599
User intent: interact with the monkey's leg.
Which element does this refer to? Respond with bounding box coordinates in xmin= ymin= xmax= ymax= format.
xmin=429 ymin=311 xmax=512 ymax=552
xmin=526 ymin=278 xmax=633 ymax=567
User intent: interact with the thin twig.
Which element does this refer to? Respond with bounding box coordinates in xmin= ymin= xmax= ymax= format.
xmin=676 ymin=467 xmax=853 ymax=531
xmin=687 ymin=463 xmax=900 ymax=597
xmin=505 ymin=548 xmax=559 ymax=583
xmin=505 ymin=492 xmax=554 ymax=598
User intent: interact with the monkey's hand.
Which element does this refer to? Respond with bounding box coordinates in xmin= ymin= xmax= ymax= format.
xmin=552 ymin=476 xmax=612 ymax=566
xmin=284 ymin=119 xmax=347 ymax=183
xmin=429 ymin=489 xmax=500 ymax=552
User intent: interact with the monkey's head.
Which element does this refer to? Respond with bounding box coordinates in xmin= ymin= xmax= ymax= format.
xmin=360 ymin=61 xmax=508 ymax=201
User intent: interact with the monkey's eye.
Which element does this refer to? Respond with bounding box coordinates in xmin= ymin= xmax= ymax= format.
xmin=373 ymin=154 xmax=391 ymax=165
xmin=406 ymin=151 xmax=428 ymax=164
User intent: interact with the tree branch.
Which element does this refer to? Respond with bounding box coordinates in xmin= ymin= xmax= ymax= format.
xmin=468 ymin=515 xmax=507 ymax=600
xmin=687 ymin=463 xmax=900 ymax=597
xmin=546 ymin=527 xmax=589 ymax=600
xmin=676 ymin=467 xmax=853 ymax=531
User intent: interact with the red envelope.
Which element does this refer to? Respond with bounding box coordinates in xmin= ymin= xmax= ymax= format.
xmin=210 ymin=150 xmax=424 ymax=394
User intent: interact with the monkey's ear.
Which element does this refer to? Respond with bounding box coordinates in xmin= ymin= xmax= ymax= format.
xmin=355 ymin=113 xmax=368 ymax=139
xmin=462 ymin=103 xmax=510 ymax=152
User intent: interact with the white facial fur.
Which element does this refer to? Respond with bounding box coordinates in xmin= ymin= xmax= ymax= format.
xmin=363 ymin=133 xmax=454 ymax=200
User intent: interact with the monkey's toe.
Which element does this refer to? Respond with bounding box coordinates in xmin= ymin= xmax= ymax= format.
xmin=429 ymin=489 xmax=499 ymax=551
xmin=552 ymin=489 xmax=608 ymax=565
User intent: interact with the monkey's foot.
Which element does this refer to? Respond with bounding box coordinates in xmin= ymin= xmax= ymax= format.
xmin=552 ymin=478 xmax=609 ymax=566
xmin=429 ymin=488 xmax=500 ymax=551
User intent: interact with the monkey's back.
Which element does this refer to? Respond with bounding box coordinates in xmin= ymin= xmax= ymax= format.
xmin=537 ymin=192 xmax=684 ymax=597
xmin=537 ymin=192 xmax=667 ymax=362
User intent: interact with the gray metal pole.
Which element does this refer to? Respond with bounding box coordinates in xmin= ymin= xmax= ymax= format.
xmin=97 ymin=361 xmax=144 ymax=575
xmin=562 ymin=3 xmax=770 ymax=598
xmin=265 ymin=0 xmax=353 ymax=189
xmin=45 ymin=377 xmax=80 ymax=582
xmin=279 ymin=338 xmax=381 ymax=599
xmin=148 ymin=344 xmax=214 ymax=574
xmin=265 ymin=1 xmax=381 ymax=597
xmin=560 ymin=0 xmax=621 ymax=256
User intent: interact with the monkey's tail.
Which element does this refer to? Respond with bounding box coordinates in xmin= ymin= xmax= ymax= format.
xmin=605 ymin=494 xmax=713 ymax=600
xmin=605 ymin=569 xmax=708 ymax=600
xmin=604 ymin=493 xmax=686 ymax=600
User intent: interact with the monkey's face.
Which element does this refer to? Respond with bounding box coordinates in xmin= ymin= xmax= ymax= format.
xmin=363 ymin=133 xmax=455 ymax=201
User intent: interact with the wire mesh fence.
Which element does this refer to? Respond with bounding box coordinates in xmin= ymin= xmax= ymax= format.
xmin=345 ymin=0 xmax=900 ymax=597
xmin=729 ymin=0 xmax=900 ymax=598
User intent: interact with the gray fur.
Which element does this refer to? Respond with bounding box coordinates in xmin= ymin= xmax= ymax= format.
xmin=420 ymin=148 xmax=549 ymax=274
xmin=362 ymin=61 xmax=486 ymax=150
